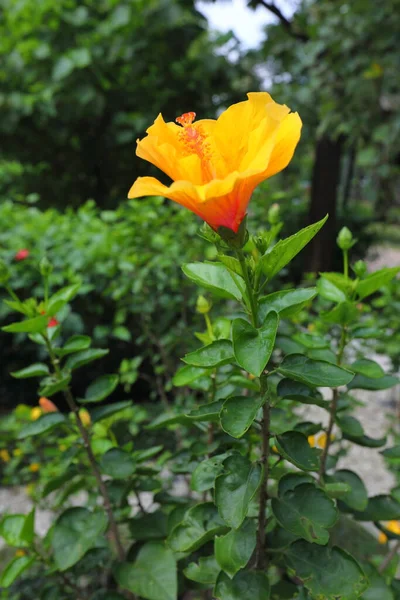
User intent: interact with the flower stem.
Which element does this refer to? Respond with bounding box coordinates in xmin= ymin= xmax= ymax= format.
xmin=236 ymin=249 xmax=258 ymax=327
xmin=255 ymin=396 xmax=270 ymax=569
xmin=42 ymin=334 xmax=127 ymax=564
xmin=343 ymin=249 xmax=349 ymax=279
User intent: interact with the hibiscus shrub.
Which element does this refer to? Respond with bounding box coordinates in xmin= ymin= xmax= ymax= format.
xmin=1 ymin=93 xmax=400 ymax=600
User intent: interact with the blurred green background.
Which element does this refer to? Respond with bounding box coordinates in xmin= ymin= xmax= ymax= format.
xmin=0 ymin=0 xmax=399 ymax=409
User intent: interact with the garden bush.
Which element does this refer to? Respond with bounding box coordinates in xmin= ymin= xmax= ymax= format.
xmin=0 ymin=92 xmax=400 ymax=600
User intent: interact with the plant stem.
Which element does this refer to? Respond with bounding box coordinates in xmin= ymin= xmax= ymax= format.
xmin=43 ymin=334 xmax=126 ymax=564
xmin=34 ymin=544 xmax=88 ymax=600
xmin=343 ymin=249 xmax=349 ymax=279
xmin=236 ymin=249 xmax=258 ymax=327
xmin=318 ymin=326 xmax=347 ymax=482
xmin=255 ymin=399 xmax=270 ymax=569
xmin=379 ymin=540 xmax=400 ymax=574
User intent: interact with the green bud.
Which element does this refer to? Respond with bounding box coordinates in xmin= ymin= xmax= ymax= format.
xmin=0 ymin=260 xmax=10 ymax=285
xmin=268 ymin=203 xmax=280 ymax=225
xmin=196 ymin=295 xmax=212 ymax=314
xmin=337 ymin=227 xmax=354 ymax=251
xmin=40 ymin=256 xmax=53 ymax=277
xmin=217 ymin=216 xmax=249 ymax=249
xmin=253 ymin=235 xmax=268 ymax=255
xmin=353 ymin=260 xmax=367 ymax=278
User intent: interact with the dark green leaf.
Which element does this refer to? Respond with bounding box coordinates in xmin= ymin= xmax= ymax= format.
xmin=350 ymin=359 xmax=385 ymax=379
xmin=168 ymin=503 xmax=228 ymax=552
xmin=17 ymin=413 xmax=66 ymax=439
xmin=11 ymin=363 xmax=49 ymax=378
xmin=277 ymin=473 xmax=315 ymax=496
xmin=214 ymin=570 xmax=270 ymax=600
xmin=99 ymin=449 xmax=135 ymax=479
xmin=65 ymin=348 xmax=109 ymax=371
xmin=115 ymin=542 xmax=177 ymax=600
xmin=348 ymin=374 xmax=398 ymax=391
xmin=90 ymin=401 xmax=132 ymax=424
xmin=382 ymin=446 xmax=400 ymax=459
xmin=354 ymin=495 xmax=400 ymax=521
xmin=275 ymin=431 xmax=321 ymax=471
xmin=232 ymin=311 xmax=279 ymax=377
xmin=129 ymin=511 xmax=168 ymax=541
xmin=184 ymin=556 xmax=220 ymax=585
xmin=360 ymin=562 xmax=394 ymax=600
xmin=56 ymin=335 xmax=91 ymax=357
xmin=327 ymin=470 xmax=368 ymax=511
xmin=39 ymin=373 xmax=71 ymax=397
xmin=183 ymin=340 xmax=234 ymax=368
xmin=220 ymin=396 xmax=264 ymax=438
xmin=215 ymin=519 xmax=257 ymax=578
xmin=258 ymin=288 xmax=317 ymax=320
xmin=182 ymin=262 xmax=244 ymax=301
xmin=191 ymin=454 xmax=228 ymax=492
xmin=285 ymin=541 xmax=368 ymax=599
xmin=215 ymin=454 xmax=263 ymax=529
xmin=260 ymin=216 xmax=328 ymax=281
xmin=272 ymin=483 xmax=337 ymax=545
xmin=278 ymin=354 xmax=354 ymax=387
xmin=187 ymin=400 xmax=224 ymax=423
xmin=336 ymin=415 xmax=364 ymax=437
xmin=52 ymin=507 xmax=107 ymax=570
xmin=81 ymin=374 xmax=119 ymax=403
xmin=277 ymin=378 xmax=329 ymax=409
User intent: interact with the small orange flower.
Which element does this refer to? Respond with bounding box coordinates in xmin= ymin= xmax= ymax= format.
xmin=129 ymin=93 xmax=302 ymax=232
xmin=79 ymin=408 xmax=91 ymax=428
xmin=30 ymin=406 xmax=42 ymax=421
xmin=29 ymin=462 xmax=40 ymax=473
xmin=39 ymin=397 xmax=58 ymax=413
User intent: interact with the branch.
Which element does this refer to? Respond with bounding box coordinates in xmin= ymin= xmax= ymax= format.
xmin=254 ymin=0 xmax=309 ymax=42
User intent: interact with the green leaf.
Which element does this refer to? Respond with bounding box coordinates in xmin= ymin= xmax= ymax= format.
xmin=347 ymin=374 xmax=398 ymax=391
xmin=215 ymin=519 xmax=257 ymax=578
xmin=275 ymin=431 xmax=321 ymax=471
xmin=182 ymin=262 xmax=245 ymax=301
xmin=0 ymin=512 xmax=34 ymax=547
xmin=187 ymin=400 xmax=224 ymax=422
xmin=39 ymin=373 xmax=71 ymax=397
xmin=277 ymin=378 xmax=329 ymax=409
xmin=260 ymin=216 xmax=328 ymax=281
xmin=17 ymin=413 xmax=66 ymax=439
xmin=232 ymin=311 xmax=279 ymax=377
xmin=215 ymin=454 xmax=263 ymax=529
xmin=172 ymin=365 xmax=210 ymax=387
xmin=317 ymin=277 xmax=347 ymax=303
xmin=360 ymin=562 xmax=394 ymax=600
xmin=322 ymin=302 xmax=359 ymax=325
xmin=220 ymin=396 xmax=264 ymax=438
xmin=81 ymin=374 xmax=119 ymax=403
xmin=214 ymin=570 xmax=270 ymax=600
xmin=90 ymin=401 xmax=132 ymax=424
xmin=184 ymin=555 xmax=220 ymax=585
xmin=350 ymin=359 xmax=385 ymax=379
xmin=2 ymin=315 xmax=48 ymax=333
xmin=272 ymin=483 xmax=337 ymax=545
xmin=191 ymin=454 xmax=228 ymax=492
xmin=11 ymin=363 xmax=49 ymax=378
xmin=218 ymin=255 xmax=243 ymax=277
xmin=99 ymin=449 xmax=135 ymax=479
xmin=52 ymin=507 xmax=107 ymax=570
xmin=356 ymin=267 xmax=400 ymax=300
xmin=115 ymin=542 xmax=177 ymax=600
xmin=277 ymin=354 xmax=354 ymax=387
xmin=56 ymin=335 xmax=91 ymax=357
xmin=327 ymin=470 xmax=368 ymax=512
xmin=293 ymin=332 xmax=329 ymax=349
xmin=0 ymin=556 xmax=35 ymax=588
xmin=65 ymin=348 xmax=109 ymax=371
xmin=258 ymin=288 xmax=317 ymax=320
xmin=382 ymin=446 xmax=400 ymax=459
xmin=129 ymin=511 xmax=168 ymax=541
xmin=183 ymin=340 xmax=234 ymax=368
xmin=47 ymin=283 xmax=80 ymax=315
xmin=285 ymin=541 xmax=368 ymax=599
xmin=336 ymin=415 xmax=364 ymax=437
xmin=354 ymin=495 xmax=400 ymax=521
xmin=168 ymin=503 xmax=228 ymax=552
xmin=277 ymin=473 xmax=315 ymax=496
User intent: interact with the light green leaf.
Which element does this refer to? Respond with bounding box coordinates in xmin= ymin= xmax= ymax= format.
xmin=52 ymin=507 xmax=107 ymax=570
xmin=0 ymin=512 xmax=34 ymax=547
xmin=356 ymin=267 xmax=400 ymax=300
xmin=17 ymin=413 xmax=66 ymax=439
xmin=0 ymin=556 xmax=35 ymax=588
xmin=47 ymin=283 xmax=80 ymax=315
xmin=326 ymin=470 xmax=368 ymax=511
xmin=272 ymin=483 xmax=337 ymax=545
xmin=220 ymin=396 xmax=264 ymax=438
xmin=285 ymin=541 xmax=368 ymax=599
xmin=56 ymin=335 xmax=91 ymax=357
xmin=275 ymin=431 xmax=321 ymax=471
xmin=81 ymin=374 xmax=119 ymax=403
xmin=183 ymin=340 xmax=234 ymax=368
xmin=215 ymin=519 xmax=257 ymax=578
xmin=2 ymin=315 xmax=48 ymax=334
xmin=182 ymin=262 xmax=244 ymax=301
xmin=172 ymin=365 xmax=210 ymax=387
xmin=115 ymin=542 xmax=177 ymax=600
xmin=11 ymin=363 xmax=49 ymax=378
xmin=317 ymin=277 xmax=347 ymax=303
xmin=350 ymin=359 xmax=385 ymax=379
xmin=214 ymin=570 xmax=270 ymax=600
xmin=191 ymin=454 xmax=228 ymax=492
xmin=260 ymin=216 xmax=328 ymax=281
xmin=39 ymin=373 xmax=71 ymax=397
xmin=277 ymin=354 xmax=354 ymax=387
xmin=232 ymin=311 xmax=278 ymax=377
xmin=215 ymin=454 xmax=263 ymax=529
xmin=184 ymin=555 xmax=220 ymax=585
xmin=259 ymin=288 xmax=317 ymax=321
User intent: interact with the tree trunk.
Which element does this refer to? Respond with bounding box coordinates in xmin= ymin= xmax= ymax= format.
xmin=307 ymin=135 xmax=344 ymax=273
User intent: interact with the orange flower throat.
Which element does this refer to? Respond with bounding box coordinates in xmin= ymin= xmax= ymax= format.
xmin=176 ymin=112 xmax=214 ymax=181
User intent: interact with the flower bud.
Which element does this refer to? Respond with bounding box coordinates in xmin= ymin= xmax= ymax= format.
xmin=79 ymin=408 xmax=91 ymax=427
xmin=40 ymin=256 xmax=53 ymax=277
xmin=353 ymin=260 xmax=367 ymax=278
xmin=30 ymin=407 xmax=42 ymax=421
xmin=47 ymin=317 xmax=59 ymax=328
xmin=0 ymin=260 xmax=10 ymax=285
xmin=39 ymin=397 xmax=58 ymax=413
xmin=268 ymin=203 xmax=280 ymax=225
xmin=15 ymin=249 xmax=30 ymax=261
xmin=196 ymin=295 xmax=212 ymax=314
xmin=337 ymin=227 xmax=354 ymax=250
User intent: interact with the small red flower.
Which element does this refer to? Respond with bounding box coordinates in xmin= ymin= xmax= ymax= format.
xmin=15 ymin=249 xmax=30 ymax=261
xmin=48 ymin=317 xmax=59 ymax=328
